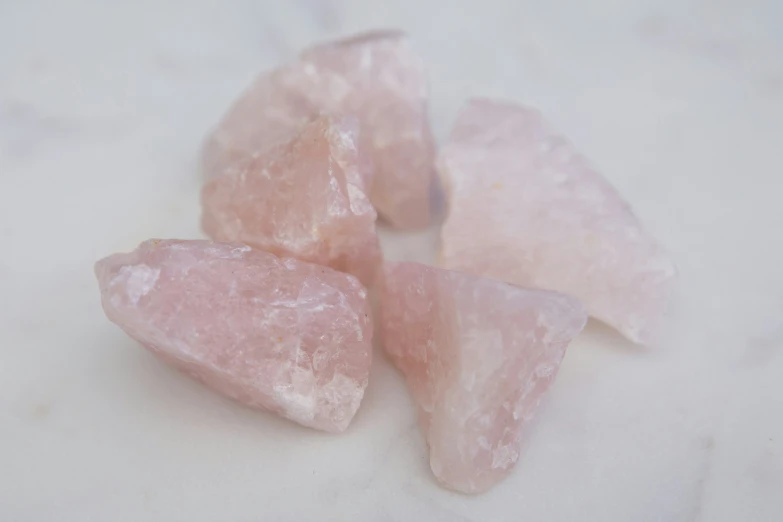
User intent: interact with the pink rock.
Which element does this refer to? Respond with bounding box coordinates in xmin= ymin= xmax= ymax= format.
xmin=95 ymin=239 xmax=373 ymax=433
xmin=380 ymin=261 xmax=586 ymax=493
xmin=202 ymin=115 xmax=381 ymax=286
xmin=439 ymin=99 xmax=677 ymax=345
xmin=202 ymin=30 xmax=435 ymax=229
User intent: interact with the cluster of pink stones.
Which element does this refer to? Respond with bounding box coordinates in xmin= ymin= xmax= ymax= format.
xmin=95 ymin=31 xmax=676 ymax=494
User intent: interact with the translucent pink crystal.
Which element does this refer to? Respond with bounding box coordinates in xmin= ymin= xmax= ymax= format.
xmin=202 ymin=30 xmax=435 ymax=229
xmin=440 ymin=99 xmax=677 ymax=345
xmin=95 ymin=239 xmax=373 ymax=433
xmin=201 ymin=115 xmax=381 ymax=286
xmin=380 ymin=262 xmax=586 ymax=493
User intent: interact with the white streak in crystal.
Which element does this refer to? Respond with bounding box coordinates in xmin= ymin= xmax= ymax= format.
xmin=274 ymin=384 xmax=317 ymax=424
xmin=115 ymin=264 xmax=160 ymax=305
xmin=491 ymin=443 xmax=518 ymax=470
xmin=230 ymin=245 xmax=251 ymax=257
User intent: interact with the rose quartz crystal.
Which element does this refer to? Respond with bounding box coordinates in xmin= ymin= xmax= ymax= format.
xmin=380 ymin=262 xmax=586 ymax=493
xmin=202 ymin=30 xmax=435 ymax=229
xmin=95 ymin=239 xmax=373 ymax=433
xmin=440 ymin=99 xmax=677 ymax=345
xmin=201 ymin=115 xmax=381 ymax=286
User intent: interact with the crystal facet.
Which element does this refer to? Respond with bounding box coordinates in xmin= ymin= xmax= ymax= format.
xmin=439 ymin=98 xmax=677 ymax=345
xmin=380 ymin=261 xmax=586 ymax=493
xmin=95 ymin=239 xmax=373 ymax=433
xmin=202 ymin=30 xmax=435 ymax=229
xmin=202 ymin=115 xmax=381 ymax=286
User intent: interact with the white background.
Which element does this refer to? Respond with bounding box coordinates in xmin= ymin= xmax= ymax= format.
xmin=1 ymin=0 xmax=782 ymax=520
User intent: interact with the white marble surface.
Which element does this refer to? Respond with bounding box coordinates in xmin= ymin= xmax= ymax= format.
xmin=2 ymin=1 xmax=782 ymax=520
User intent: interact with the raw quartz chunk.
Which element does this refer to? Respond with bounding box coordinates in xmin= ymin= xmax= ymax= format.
xmin=380 ymin=262 xmax=586 ymax=493
xmin=439 ymin=98 xmax=677 ymax=345
xmin=202 ymin=115 xmax=381 ymax=286
xmin=202 ymin=30 xmax=435 ymax=229
xmin=95 ymin=239 xmax=373 ymax=433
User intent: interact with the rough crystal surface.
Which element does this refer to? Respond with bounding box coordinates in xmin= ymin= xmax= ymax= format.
xmin=380 ymin=261 xmax=586 ymax=493
xmin=95 ymin=239 xmax=373 ymax=433
xmin=440 ymin=98 xmax=677 ymax=345
xmin=202 ymin=115 xmax=381 ymax=286
xmin=202 ymin=30 xmax=435 ymax=229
